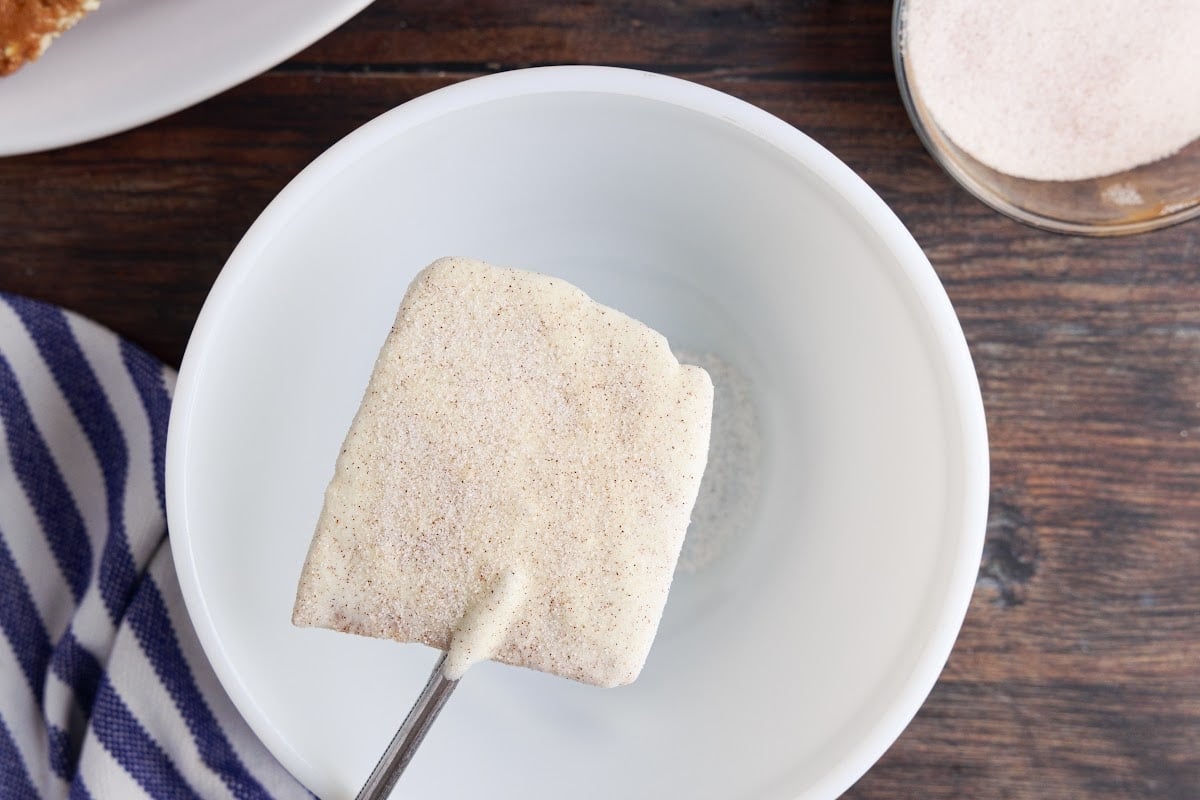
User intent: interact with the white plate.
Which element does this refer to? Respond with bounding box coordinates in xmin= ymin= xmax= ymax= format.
xmin=167 ymin=67 xmax=989 ymax=800
xmin=0 ymin=0 xmax=373 ymax=156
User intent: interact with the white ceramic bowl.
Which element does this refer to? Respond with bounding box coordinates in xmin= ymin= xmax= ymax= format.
xmin=167 ymin=66 xmax=988 ymax=800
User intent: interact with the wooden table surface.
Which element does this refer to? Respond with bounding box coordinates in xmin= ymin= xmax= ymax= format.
xmin=3 ymin=1 xmax=1197 ymax=797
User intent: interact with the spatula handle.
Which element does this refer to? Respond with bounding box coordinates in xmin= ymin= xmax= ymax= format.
xmin=355 ymin=652 xmax=459 ymax=800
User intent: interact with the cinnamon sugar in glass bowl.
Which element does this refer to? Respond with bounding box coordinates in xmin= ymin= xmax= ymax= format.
xmin=892 ymin=0 xmax=1200 ymax=236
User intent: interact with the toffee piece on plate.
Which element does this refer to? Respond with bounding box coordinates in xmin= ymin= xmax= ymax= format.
xmin=1 ymin=0 xmax=99 ymax=76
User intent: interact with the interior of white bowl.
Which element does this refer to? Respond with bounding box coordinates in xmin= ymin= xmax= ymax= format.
xmin=167 ymin=67 xmax=988 ymax=800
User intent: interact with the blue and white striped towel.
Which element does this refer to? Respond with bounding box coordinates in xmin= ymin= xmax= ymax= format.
xmin=0 ymin=294 xmax=309 ymax=799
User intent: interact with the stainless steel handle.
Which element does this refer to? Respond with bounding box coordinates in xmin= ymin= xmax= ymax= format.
xmin=355 ymin=653 xmax=459 ymax=800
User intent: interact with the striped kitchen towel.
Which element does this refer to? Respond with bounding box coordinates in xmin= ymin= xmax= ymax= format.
xmin=0 ymin=294 xmax=309 ymax=799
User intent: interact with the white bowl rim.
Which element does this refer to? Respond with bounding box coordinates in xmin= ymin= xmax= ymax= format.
xmin=166 ymin=65 xmax=989 ymax=800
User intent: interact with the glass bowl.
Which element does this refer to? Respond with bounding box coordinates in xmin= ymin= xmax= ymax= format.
xmin=892 ymin=0 xmax=1200 ymax=236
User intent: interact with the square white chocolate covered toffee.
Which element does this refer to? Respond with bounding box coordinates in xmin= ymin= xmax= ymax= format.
xmin=293 ymin=257 xmax=712 ymax=688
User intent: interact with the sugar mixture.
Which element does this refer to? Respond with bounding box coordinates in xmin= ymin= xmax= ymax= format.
xmin=902 ymin=0 xmax=1200 ymax=181
xmin=674 ymin=350 xmax=761 ymax=575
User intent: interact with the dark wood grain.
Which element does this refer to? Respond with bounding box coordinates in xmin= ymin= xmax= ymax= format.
xmin=2 ymin=1 xmax=1198 ymax=797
